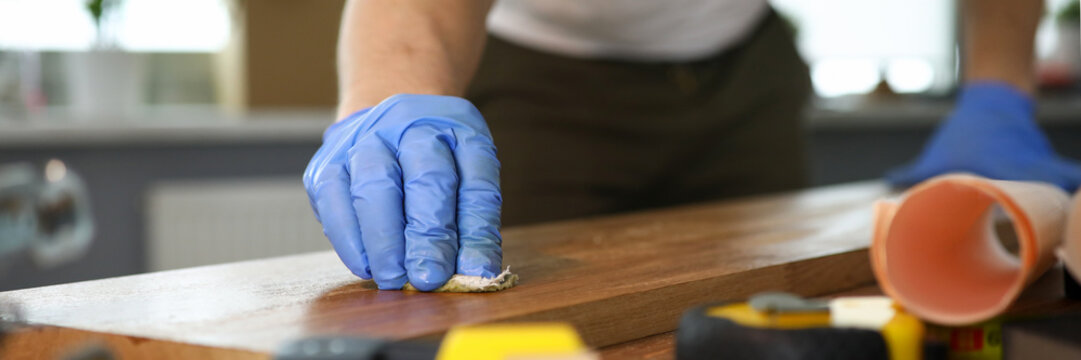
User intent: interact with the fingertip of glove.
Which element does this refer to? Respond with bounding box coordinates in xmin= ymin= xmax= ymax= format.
xmin=375 ymin=276 xmax=409 ymax=291
xmin=407 ymin=268 xmax=452 ymax=292
xmin=1054 ymin=176 xmax=1081 ymax=194
xmin=457 ymin=261 xmax=500 ymax=278
xmin=1056 ymin=163 xmax=1081 ymax=193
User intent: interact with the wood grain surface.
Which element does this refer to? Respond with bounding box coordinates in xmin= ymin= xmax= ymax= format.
xmin=600 ymin=332 xmax=676 ymax=360
xmin=0 ymin=181 xmax=889 ymax=359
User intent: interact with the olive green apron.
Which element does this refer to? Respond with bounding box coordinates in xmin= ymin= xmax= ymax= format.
xmin=467 ymin=10 xmax=812 ymax=226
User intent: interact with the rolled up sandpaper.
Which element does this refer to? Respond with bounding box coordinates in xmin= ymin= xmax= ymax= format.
xmin=871 ymin=174 xmax=1070 ymax=325
xmin=401 ymin=267 xmax=519 ymax=293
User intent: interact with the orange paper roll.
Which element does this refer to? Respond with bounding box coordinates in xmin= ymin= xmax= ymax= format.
xmin=871 ymin=174 xmax=1070 ymax=325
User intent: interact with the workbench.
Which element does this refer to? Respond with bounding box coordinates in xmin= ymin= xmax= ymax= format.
xmin=2 ymin=180 xmax=1074 ymax=359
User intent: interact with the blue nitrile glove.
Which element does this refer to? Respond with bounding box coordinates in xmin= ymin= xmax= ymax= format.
xmin=303 ymin=94 xmax=503 ymax=291
xmin=886 ymin=82 xmax=1081 ymax=191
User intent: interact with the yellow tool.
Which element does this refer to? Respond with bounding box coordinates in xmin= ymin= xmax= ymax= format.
xmin=438 ymin=323 xmax=591 ymax=360
xmin=676 ymin=292 xmax=927 ymax=360
xmin=276 ymin=322 xmax=594 ymax=360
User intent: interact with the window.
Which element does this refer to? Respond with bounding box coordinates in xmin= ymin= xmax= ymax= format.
xmin=0 ymin=0 xmax=230 ymax=52
xmin=771 ymin=0 xmax=956 ymax=97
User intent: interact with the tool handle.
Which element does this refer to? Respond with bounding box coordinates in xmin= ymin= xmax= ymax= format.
xmin=676 ymin=304 xmax=890 ymax=360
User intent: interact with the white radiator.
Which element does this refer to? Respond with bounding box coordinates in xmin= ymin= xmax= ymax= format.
xmin=146 ymin=178 xmax=331 ymax=271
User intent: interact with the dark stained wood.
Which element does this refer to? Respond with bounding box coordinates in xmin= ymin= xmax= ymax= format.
xmin=1 ymin=326 xmax=264 ymax=360
xmin=600 ymin=332 xmax=676 ymax=360
xmin=0 ymin=182 xmax=890 ymax=358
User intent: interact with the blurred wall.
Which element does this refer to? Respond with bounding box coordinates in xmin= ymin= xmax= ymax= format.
xmin=217 ymin=0 xmax=345 ymax=110
xmin=0 ymin=142 xmax=318 ymax=290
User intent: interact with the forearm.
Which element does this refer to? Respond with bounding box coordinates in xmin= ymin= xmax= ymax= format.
xmin=337 ymin=0 xmax=494 ymax=119
xmin=962 ymin=0 xmax=1042 ymax=95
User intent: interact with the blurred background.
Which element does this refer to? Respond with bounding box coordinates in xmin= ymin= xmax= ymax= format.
xmin=1 ymin=0 xmax=1080 ymax=290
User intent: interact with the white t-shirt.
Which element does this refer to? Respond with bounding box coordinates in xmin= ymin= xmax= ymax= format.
xmin=487 ymin=0 xmax=770 ymax=62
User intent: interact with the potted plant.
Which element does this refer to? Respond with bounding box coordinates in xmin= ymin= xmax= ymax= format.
xmin=65 ymin=0 xmax=146 ymax=120
xmin=1037 ymin=1 xmax=1081 ymax=89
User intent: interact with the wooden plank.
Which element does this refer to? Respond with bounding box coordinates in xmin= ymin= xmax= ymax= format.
xmin=600 ymin=332 xmax=676 ymax=360
xmin=0 ymin=181 xmax=888 ymax=358
xmin=0 ymin=326 xmax=264 ymax=360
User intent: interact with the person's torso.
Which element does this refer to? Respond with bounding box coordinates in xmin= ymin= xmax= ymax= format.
xmin=487 ymin=0 xmax=770 ymax=62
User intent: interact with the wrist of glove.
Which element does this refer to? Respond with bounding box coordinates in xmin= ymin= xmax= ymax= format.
xmin=886 ymin=81 xmax=1081 ymax=191
xmin=303 ymin=94 xmax=503 ymax=291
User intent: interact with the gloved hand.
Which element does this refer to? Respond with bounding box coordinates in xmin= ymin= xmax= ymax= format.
xmin=886 ymin=82 xmax=1081 ymax=191
xmin=303 ymin=94 xmax=503 ymax=291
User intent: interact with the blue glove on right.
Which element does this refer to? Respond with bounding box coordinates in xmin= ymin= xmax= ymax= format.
xmin=303 ymin=94 xmax=503 ymax=291
xmin=886 ymin=82 xmax=1081 ymax=191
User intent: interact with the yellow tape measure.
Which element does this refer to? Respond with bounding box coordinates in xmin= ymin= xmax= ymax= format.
xmin=677 ymin=293 xmax=925 ymax=360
